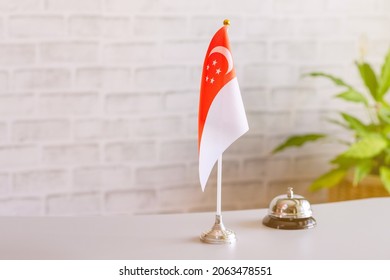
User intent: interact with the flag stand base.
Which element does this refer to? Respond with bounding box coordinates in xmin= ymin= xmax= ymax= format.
xmin=200 ymin=214 xmax=236 ymax=244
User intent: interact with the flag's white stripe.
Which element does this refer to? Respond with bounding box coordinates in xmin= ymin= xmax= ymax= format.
xmin=199 ymin=77 xmax=249 ymax=191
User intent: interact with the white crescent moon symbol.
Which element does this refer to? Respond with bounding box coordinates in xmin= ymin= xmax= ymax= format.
xmin=209 ymin=46 xmax=233 ymax=74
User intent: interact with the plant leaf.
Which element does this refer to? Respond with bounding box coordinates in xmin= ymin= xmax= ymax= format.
xmin=272 ymin=134 xmax=327 ymax=154
xmin=331 ymin=155 xmax=370 ymax=169
xmin=356 ymin=62 xmax=379 ymax=100
xmin=379 ymin=166 xmax=390 ymax=193
xmin=384 ymin=149 xmax=390 ymax=165
xmin=378 ymin=106 xmax=390 ymax=124
xmin=340 ymin=112 xmax=369 ymax=136
xmin=378 ymin=101 xmax=390 ymax=124
xmin=378 ymin=48 xmax=390 ymax=98
xmin=326 ymin=118 xmax=349 ymax=129
xmin=353 ymin=160 xmax=373 ymax=186
xmin=309 ymin=168 xmax=347 ymax=191
xmin=341 ymin=134 xmax=387 ymax=158
xmin=335 ymin=89 xmax=368 ymax=105
xmin=305 ymin=72 xmax=352 ymax=88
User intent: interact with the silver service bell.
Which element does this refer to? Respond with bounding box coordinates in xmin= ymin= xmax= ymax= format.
xmin=263 ymin=187 xmax=317 ymax=230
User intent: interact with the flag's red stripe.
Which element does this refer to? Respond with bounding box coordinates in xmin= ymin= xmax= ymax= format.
xmin=198 ymin=26 xmax=236 ymax=150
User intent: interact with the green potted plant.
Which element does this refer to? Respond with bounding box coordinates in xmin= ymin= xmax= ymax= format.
xmin=273 ymin=47 xmax=390 ymax=197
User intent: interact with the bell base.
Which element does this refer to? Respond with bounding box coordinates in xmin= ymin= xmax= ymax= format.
xmin=200 ymin=215 xmax=236 ymax=244
xmin=263 ymin=215 xmax=316 ymax=230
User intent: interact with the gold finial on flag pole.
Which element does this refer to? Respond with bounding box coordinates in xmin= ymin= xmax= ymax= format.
xmin=223 ymin=19 xmax=230 ymax=26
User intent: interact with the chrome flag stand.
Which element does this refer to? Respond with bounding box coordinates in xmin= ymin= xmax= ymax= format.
xmin=200 ymin=155 xmax=236 ymax=244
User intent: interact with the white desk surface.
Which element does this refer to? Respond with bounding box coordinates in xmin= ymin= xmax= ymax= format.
xmin=1 ymin=198 xmax=389 ymax=260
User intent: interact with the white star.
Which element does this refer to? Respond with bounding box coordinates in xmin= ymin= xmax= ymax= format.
xmin=205 ymin=76 xmax=209 ymax=82
xmin=206 ymin=65 xmax=210 ymax=70
xmin=210 ymin=78 xmax=215 ymax=84
xmin=216 ymin=68 xmax=221 ymax=75
xmin=212 ymin=60 xmax=217 ymax=66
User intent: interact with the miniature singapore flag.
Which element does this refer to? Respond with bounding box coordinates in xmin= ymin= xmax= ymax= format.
xmin=198 ymin=21 xmax=249 ymax=191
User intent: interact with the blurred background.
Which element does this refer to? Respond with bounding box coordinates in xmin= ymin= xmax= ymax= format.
xmin=0 ymin=0 xmax=389 ymax=216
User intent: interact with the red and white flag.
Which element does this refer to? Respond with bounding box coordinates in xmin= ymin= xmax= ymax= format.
xmin=198 ymin=24 xmax=249 ymax=191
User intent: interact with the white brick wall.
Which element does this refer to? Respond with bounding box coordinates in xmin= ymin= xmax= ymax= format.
xmin=0 ymin=0 xmax=388 ymax=216
xmin=13 ymin=69 xmax=71 ymax=90
xmin=9 ymin=16 xmax=66 ymax=38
